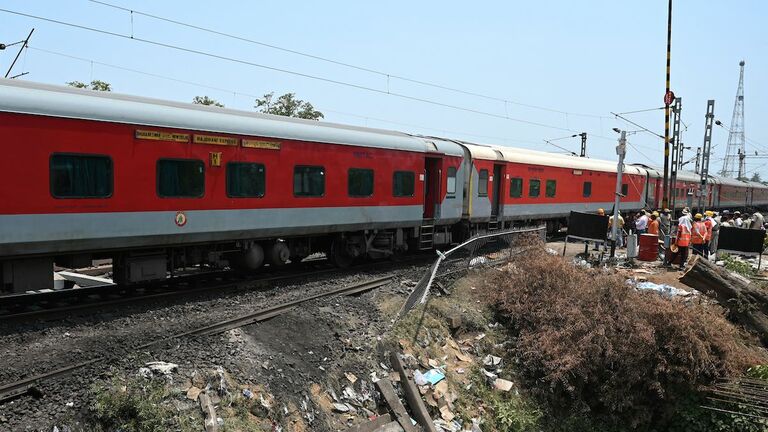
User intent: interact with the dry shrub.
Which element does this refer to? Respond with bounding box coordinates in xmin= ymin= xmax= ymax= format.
xmin=484 ymin=248 xmax=766 ymax=429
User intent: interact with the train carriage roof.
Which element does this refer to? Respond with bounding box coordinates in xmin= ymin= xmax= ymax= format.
xmin=0 ymin=79 xmax=465 ymax=156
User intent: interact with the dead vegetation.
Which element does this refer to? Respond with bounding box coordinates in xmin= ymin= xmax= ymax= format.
xmin=483 ymin=247 xmax=768 ymax=430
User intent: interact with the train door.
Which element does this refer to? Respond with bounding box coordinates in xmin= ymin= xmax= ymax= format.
xmin=491 ymin=164 xmax=503 ymax=217
xmin=423 ymin=157 xmax=442 ymax=219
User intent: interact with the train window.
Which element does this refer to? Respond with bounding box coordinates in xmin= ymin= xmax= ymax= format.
xmin=529 ymin=179 xmax=541 ymax=197
xmin=157 ymin=159 xmax=204 ymax=198
xmin=583 ymin=181 xmax=592 ymax=198
xmin=50 ymin=154 xmax=112 ymax=198
xmin=393 ymin=171 xmax=415 ymax=197
xmin=446 ymin=167 xmax=457 ymax=197
xmin=478 ymin=169 xmax=489 ymax=197
xmin=546 ymin=180 xmax=557 ymax=197
xmin=348 ymin=168 xmax=374 ymax=197
xmin=621 ymin=183 xmax=629 ymax=196
xmin=294 ymin=166 xmax=325 ymax=197
xmin=510 ymin=177 xmax=523 ymax=198
xmin=227 ymin=162 xmax=265 ymax=198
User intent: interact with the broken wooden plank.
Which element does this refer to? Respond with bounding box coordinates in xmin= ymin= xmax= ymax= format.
xmin=375 ymin=379 xmax=418 ymax=432
xmin=345 ymin=413 xmax=395 ymax=432
xmin=390 ymin=351 xmax=438 ymax=432
xmin=198 ymin=391 xmax=218 ymax=432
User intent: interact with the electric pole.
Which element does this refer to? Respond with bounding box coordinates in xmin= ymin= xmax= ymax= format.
xmin=694 ymin=147 xmax=701 ymax=174
xmin=698 ymin=100 xmax=715 ymax=212
xmin=611 ymin=129 xmax=627 ymax=258
xmin=669 ymin=97 xmax=682 ymax=211
xmin=579 ymin=132 xmax=587 ymax=157
xmin=661 ymin=0 xmax=673 ymax=210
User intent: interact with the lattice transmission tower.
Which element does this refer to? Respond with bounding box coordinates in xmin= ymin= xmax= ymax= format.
xmin=720 ymin=60 xmax=746 ymax=178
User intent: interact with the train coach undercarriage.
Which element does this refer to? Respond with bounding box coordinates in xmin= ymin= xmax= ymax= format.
xmin=0 ymin=224 xmax=465 ymax=293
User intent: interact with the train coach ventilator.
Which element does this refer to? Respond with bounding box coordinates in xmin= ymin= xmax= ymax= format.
xmin=0 ymin=275 xmax=393 ymax=404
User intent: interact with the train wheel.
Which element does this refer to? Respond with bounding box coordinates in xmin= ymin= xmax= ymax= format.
xmin=328 ymin=239 xmax=354 ymax=268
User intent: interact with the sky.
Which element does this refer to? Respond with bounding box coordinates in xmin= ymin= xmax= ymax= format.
xmin=1 ymin=1 xmax=766 ymax=178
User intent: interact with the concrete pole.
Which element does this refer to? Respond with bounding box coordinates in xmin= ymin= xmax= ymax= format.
xmin=611 ymin=131 xmax=627 ymax=257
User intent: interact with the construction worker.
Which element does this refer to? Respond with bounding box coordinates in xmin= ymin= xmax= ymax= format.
xmin=665 ymin=210 xmax=691 ymax=270
xmin=703 ymin=211 xmax=716 ymax=258
xmin=635 ymin=210 xmax=649 ymax=235
xmin=648 ymin=212 xmax=660 ymax=235
xmin=691 ymin=213 xmax=708 ymax=257
xmin=659 ymin=208 xmax=672 ymax=248
xmin=608 ymin=212 xmax=625 ymax=248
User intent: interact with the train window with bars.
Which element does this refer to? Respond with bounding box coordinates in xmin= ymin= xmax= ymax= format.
xmin=157 ymin=159 xmax=205 ymax=198
xmin=50 ymin=153 xmax=113 ymax=198
xmin=529 ymin=179 xmax=541 ymax=197
xmin=348 ymin=168 xmax=374 ymax=197
xmin=478 ymin=169 xmax=489 ymax=196
xmin=621 ymin=183 xmax=629 ymax=196
xmin=446 ymin=167 xmax=457 ymax=197
xmin=227 ymin=162 xmax=265 ymax=198
xmin=510 ymin=177 xmax=523 ymax=198
xmin=393 ymin=171 xmax=415 ymax=197
xmin=546 ymin=180 xmax=557 ymax=197
xmin=583 ymin=181 xmax=592 ymax=197
xmin=294 ymin=166 xmax=325 ymax=197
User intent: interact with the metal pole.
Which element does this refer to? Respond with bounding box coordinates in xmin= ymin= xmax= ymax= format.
xmin=698 ymin=100 xmax=715 ymax=212
xmin=4 ymin=28 xmax=34 ymax=79
xmin=670 ymin=97 xmax=682 ymax=212
xmin=662 ymin=0 xmax=673 ymax=210
xmin=611 ymin=131 xmax=627 ymax=258
xmin=694 ymin=147 xmax=701 ymax=174
xmin=580 ymin=132 xmax=587 ymax=157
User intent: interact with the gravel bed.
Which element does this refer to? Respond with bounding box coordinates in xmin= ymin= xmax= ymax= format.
xmin=0 ymin=263 xmax=430 ymax=430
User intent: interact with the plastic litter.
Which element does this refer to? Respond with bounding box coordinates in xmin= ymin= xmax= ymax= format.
xmin=422 ymin=368 xmax=445 ymax=385
xmin=413 ymin=370 xmax=428 ymax=386
xmin=242 ymin=389 xmax=254 ymax=399
xmin=635 ymin=281 xmax=692 ymax=298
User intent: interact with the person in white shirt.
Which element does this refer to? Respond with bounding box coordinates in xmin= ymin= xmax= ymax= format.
xmin=635 ymin=211 xmax=649 ymax=235
xmin=734 ymin=211 xmax=743 ymax=228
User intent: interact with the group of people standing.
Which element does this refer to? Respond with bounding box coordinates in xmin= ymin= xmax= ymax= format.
xmin=664 ymin=208 xmax=764 ymax=270
xmin=596 ymin=207 xmax=765 ymax=270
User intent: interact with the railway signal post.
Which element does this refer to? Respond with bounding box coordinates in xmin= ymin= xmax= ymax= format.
xmin=698 ymin=100 xmax=715 ymax=213
xmin=611 ymin=129 xmax=627 ymax=257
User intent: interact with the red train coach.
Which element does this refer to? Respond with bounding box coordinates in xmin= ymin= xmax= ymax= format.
xmin=0 ymin=79 xmax=464 ymax=291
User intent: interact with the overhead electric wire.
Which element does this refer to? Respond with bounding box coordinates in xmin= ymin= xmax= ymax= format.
xmin=614 ymin=107 xmax=665 ymax=115
xmin=0 ymin=7 xmax=600 ymax=134
xmin=29 ymin=45 xmax=543 ymax=146
xmin=88 ymin=0 xmax=609 ymax=119
xmin=611 ymin=112 xmax=664 ymax=139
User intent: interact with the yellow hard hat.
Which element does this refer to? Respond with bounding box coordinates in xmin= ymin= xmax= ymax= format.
xmin=652 ymin=211 xmax=659 ymax=217
xmin=694 ymin=213 xmax=703 ymax=220
xmin=705 ymin=210 xmax=713 ymax=217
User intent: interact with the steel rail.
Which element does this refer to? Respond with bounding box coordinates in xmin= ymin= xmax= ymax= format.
xmin=0 ymin=275 xmax=393 ymax=404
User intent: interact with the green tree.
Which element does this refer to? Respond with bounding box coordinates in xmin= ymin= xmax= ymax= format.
xmin=254 ymin=92 xmax=323 ymax=120
xmin=192 ymin=96 xmax=224 ymax=107
xmin=67 ymin=80 xmax=112 ymax=91
xmin=750 ymin=172 xmax=761 ymax=183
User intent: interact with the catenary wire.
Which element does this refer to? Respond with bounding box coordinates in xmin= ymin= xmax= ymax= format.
xmin=88 ymin=0 xmax=609 ymax=120
xmin=0 ymin=7 xmax=603 ymax=134
xmin=28 ymin=45 xmax=544 ymax=146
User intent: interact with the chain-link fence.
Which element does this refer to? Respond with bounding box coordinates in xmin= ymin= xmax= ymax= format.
xmin=395 ymin=225 xmax=546 ymax=321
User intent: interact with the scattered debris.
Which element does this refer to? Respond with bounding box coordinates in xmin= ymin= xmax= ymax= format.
xmin=493 ymin=378 xmax=514 ymax=392
xmin=634 ymin=281 xmax=693 ymax=298
xmin=198 ymin=391 xmax=219 ymax=432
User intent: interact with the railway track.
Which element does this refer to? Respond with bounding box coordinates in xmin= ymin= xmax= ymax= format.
xmin=0 ymin=275 xmax=394 ymax=404
xmin=0 ymin=254 xmax=430 ymax=322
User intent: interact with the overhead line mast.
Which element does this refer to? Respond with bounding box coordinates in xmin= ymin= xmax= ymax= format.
xmin=720 ymin=61 xmax=746 ymax=178
xmin=661 ymin=0 xmax=673 ymax=210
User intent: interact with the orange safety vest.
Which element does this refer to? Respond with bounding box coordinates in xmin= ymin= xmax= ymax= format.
xmin=704 ymin=219 xmax=713 ymax=241
xmin=648 ymin=220 xmax=659 ymax=235
xmin=677 ymin=224 xmax=691 ymax=247
xmin=692 ymin=221 xmax=707 ymax=245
